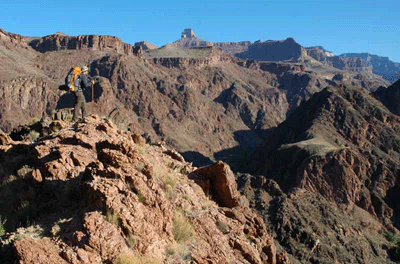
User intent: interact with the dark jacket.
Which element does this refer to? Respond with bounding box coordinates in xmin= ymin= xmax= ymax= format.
xmin=74 ymin=73 xmax=92 ymax=92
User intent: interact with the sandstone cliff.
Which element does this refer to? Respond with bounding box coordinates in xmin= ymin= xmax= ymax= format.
xmin=29 ymin=33 xmax=142 ymax=56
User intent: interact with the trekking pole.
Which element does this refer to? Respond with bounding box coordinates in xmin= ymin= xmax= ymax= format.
xmin=91 ymin=79 xmax=94 ymax=114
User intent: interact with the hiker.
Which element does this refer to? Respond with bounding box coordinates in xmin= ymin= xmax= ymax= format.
xmin=72 ymin=66 xmax=94 ymax=121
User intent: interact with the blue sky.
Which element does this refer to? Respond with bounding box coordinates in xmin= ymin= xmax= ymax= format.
xmin=1 ymin=0 xmax=399 ymax=62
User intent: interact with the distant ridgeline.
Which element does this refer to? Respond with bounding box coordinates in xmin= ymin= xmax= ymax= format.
xmin=340 ymin=53 xmax=400 ymax=83
xmin=172 ymin=28 xmax=398 ymax=83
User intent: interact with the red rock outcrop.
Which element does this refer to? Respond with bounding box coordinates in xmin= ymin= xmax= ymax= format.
xmin=0 ymin=115 xmax=289 ymax=264
xmin=189 ymin=161 xmax=248 ymax=208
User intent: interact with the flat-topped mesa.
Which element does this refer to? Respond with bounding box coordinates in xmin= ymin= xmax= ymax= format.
xmin=148 ymin=46 xmax=235 ymax=68
xmin=29 ymin=33 xmax=142 ymax=56
xmin=236 ymin=37 xmax=307 ymax=62
xmin=173 ymin=28 xmax=252 ymax=55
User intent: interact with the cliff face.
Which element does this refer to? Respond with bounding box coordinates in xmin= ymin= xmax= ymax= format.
xmin=305 ymin=46 xmax=335 ymax=60
xmin=340 ymin=53 xmax=400 ymax=83
xmin=29 ymin=33 xmax=141 ymax=56
xmin=0 ymin=77 xmax=58 ymax=132
xmin=0 ymin=28 xmax=27 ymax=48
xmin=0 ymin=116 xmax=289 ymax=264
xmin=306 ymin=46 xmax=373 ymax=73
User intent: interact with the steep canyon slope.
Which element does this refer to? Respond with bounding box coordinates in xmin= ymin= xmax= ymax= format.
xmin=241 ymin=84 xmax=400 ymax=263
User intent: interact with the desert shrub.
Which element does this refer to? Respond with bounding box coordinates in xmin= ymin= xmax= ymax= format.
xmin=135 ymin=163 xmax=145 ymax=172
xmin=201 ymin=200 xmax=215 ymax=210
xmin=172 ymin=211 xmax=195 ymax=244
xmin=165 ymin=243 xmax=192 ymax=262
xmin=216 ymin=220 xmax=229 ymax=234
xmin=16 ymin=165 xmax=33 ymax=179
xmin=126 ymin=233 xmax=136 ymax=248
xmin=29 ymin=130 xmax=40 ymax=141
xmin=0 ymin=216 xmax=6 ymax=236
xmin=28 ymin=117 xmax=40 ymax=125
xmin=162 ymin=176 xmax=177 ymax=200
xmin=106 ymin=210 xmax=119 ymax=226
xmin=17 ymin=200 xmax=31 ymax=222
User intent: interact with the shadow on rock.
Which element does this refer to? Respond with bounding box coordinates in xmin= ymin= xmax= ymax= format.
xmin=213 ymin=128 xmax=274 ymax=172
xmin=181 ymin=151 xmax=214 ymax=168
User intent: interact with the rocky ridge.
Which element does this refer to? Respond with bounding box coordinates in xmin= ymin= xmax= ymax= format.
xmin=0 ymin=115 xmax=289 ymax=264
xmin=134 ymin=41 xmax=159 ymax=51
xmin=242 ymin=84 xmax=400 ymax=263
xmin=171 ymin=29 xmax=391 ymax=86
xmin=373 ymin=78 xmax=400 ymax=115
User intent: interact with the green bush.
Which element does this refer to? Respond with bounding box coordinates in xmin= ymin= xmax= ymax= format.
xmin=384 ymin=232 xmax=400 ymax=261
xmin=384 ymin=232 xmax=399 ymax=246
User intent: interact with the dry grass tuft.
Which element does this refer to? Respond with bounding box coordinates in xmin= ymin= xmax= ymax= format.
xmin=172 ymin=211 xmax=195 ymax=244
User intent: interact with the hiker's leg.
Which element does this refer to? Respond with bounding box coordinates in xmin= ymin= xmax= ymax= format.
xmin=74 ymin=92 xmax=85 ymax=121
xmin=73 ymin=93 xmax=80 ymax=121
xmin=81 ymin=100 xmax=87 ymax=118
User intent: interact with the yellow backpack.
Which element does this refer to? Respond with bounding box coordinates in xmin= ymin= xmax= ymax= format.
xmin=65 ymin=67 xmax=81 ymax=92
